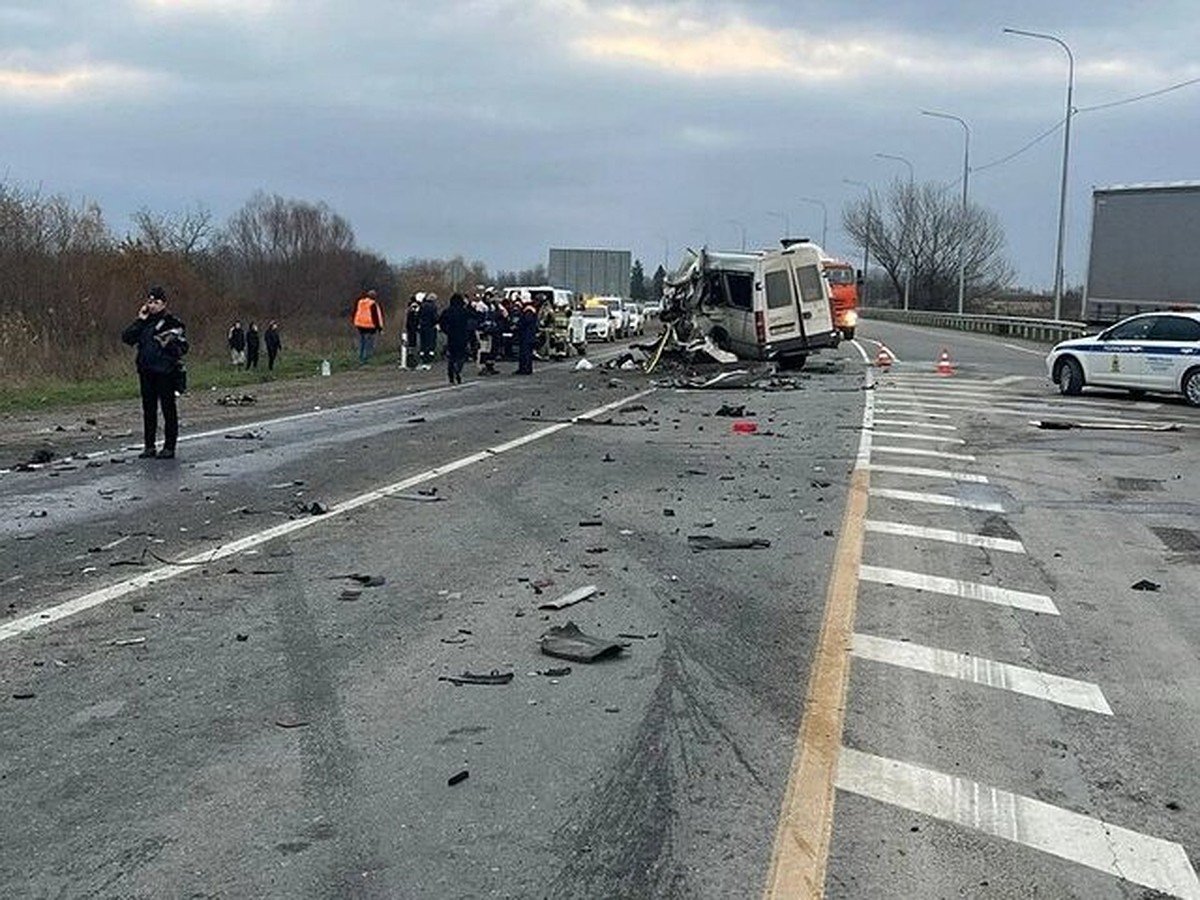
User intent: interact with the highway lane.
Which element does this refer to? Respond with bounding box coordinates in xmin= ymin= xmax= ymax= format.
xmin=822 ymin=319 xmax=1200 ymax=898
xmin=2 ymin=320 xmax=1198 ymax=898
xmin=0 ymin=349 xmax=859 ymax=899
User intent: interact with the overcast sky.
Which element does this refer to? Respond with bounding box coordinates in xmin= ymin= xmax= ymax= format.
xmin=3 ymin=0 xmax=1197 ymax=290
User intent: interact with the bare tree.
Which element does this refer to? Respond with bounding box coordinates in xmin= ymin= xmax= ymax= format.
xmin=843 ymin=181 xmax=1014 ymax=311
xmin=131 ymin=204 xmax=213 ymax=260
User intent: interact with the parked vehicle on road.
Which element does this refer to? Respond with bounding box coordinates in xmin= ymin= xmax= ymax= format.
xmin=595 ymin=296 xmax=629 ymax=339
xmin=1047 ymin=309 xmax=1200 ymax=405
xmin=821 ymin=257 xmax=860 ymax=339
xmin=626 ymin=302 xmax=645 ymax=336
xmin=580 ymin=305 xmax=615 ymax=342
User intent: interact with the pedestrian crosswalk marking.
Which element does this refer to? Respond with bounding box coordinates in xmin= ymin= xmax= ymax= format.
xmin=859 ymin=565 xmax=1058 ymax=614
xmin=865 ymin=520 xmax=1022 ymax=553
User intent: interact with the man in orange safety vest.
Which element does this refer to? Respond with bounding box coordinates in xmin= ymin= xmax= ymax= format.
xmin=353 ymin=289 xmax=384 ymax=363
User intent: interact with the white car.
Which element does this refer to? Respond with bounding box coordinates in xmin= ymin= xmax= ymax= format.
xmin=625 ymin=302 xmax=645 ymax=336
xmin=1047 ymin=310 xmax=1200 ymax=405
xmin=580 ymin=306 xmax=615 ymax=341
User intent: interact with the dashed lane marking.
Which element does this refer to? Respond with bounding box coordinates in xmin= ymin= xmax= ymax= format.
xmin=870 ymin=487 xmax=1005 ymax=513
xmin=870 ymin=408 xmax=952 ymax=420
xmin=872 ymin=445 xmax=976 ymax=462
xmin=0 ymin=389 xmax=657 ymax=643
xmin=851 ymin=633 xmax=1111 ymax=714
xmin=866 ymin=463 xmax=987 ymax=483
xmin=859 ymin=565 xmax=1058 ymax=614
xmin=872 ymin=419 xmax=959 ymax=431
xmin=865 ymin=520 xmax=1023 ymax=553
xmin=871 ymin=430 xmax=966 ymax=445
xmin=836 ymin=748 xmax=1200 ymax=900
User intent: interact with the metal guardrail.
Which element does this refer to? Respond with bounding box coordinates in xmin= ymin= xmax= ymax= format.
xmin=861 ymin=308 xmax=1088 ymax=344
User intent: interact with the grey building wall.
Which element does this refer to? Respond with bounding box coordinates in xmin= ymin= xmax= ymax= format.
xmin=548 ymin=248 xmax=632 ymax=298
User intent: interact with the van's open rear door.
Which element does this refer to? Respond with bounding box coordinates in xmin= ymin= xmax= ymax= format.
xmin=790 ymin=260 xmax=835 ymax=341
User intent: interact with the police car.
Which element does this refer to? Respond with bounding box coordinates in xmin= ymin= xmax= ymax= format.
xmin=1046 ymin=310 xmax=1200 ymax=405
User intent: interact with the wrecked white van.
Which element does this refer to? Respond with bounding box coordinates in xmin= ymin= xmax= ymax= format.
xmin=662 ymin=239 xmax=839 ymax=369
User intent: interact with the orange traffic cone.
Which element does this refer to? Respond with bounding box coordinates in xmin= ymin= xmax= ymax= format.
xmin=936 ymin=347 xmax=954 ymax=376
xmin=875 ymin=345 xmax=894 ymax=368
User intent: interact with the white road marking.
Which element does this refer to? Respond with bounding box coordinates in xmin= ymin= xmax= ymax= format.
xmin=865 ymin=519 xmax=1023 ymax=553
xmin=992 ymin=375 xmax=1032 ymax=385
xmin=848 ymin=339 xmax=871 ymax=363
xmin=871 ymin=408 xmax=953 ymax=420
xmin=859 ymin=565 xmax=1058 ymax=614
xmin=879 ymin=386 xmax=999 ymax=400
xmin=851 ymin=633 xmax=1110 ymax=714
xmin=872 ymin=445 xmax=976 ymax=462
xmin=856 ymin=371 xmax=876 ymax=468
xmin=836 ymin=748 xmax=1200 ymax=900
xmin=871 ymin=430 xmax=966 ymax=445
xmin=866 ymin=464 xmax=988 ymax=483
xmin=0 ymin=389 xmax=657 ymax=643
xmin=870 ymin=487 xmax=1004 ymax=512
xmin=1001 ymin=342 xmax=1048 ymax=356
xmin=872 ymin=419 xmax=958 ymax=431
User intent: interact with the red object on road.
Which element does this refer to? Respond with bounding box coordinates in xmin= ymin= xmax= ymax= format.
xmin=875 ymin=346 xmax=894 ymax=367
xmin=732 ymin=421 xmax=758 ymax=434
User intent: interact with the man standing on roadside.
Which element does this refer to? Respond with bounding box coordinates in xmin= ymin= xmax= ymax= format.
xmin=245 ymin=322 xmax=261 ymax=369
xmin=438 ymin=293 xmax=471 ymax=385
xmin=227 ymin=320 xmax=246 ymax=368
xmin=404 ymin=295 xmax=422 ymax=369
xmin=264 ymin=321 xmax=282 ymax=370
xmin=353 ymin=289 xmax=384 ymax=363
xmin=418 ymin=292 xmax=439 ymax=370
xmin=121 ymin=286 xmax=188 ymax=459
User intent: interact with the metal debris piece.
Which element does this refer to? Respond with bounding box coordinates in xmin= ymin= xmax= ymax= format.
xmin=687 ymin=534 xmax=772 ymax=551
xmin=338 ymin=589 xmax=362 ymax=602
xmin=12 ymin=692 xmax=36 ymax=700
xmin=1032 ymin=419 xmax=1181 ymax=432
xmin=343 ymin=573 xmax=386 ymax=587
xmin=274 ymin=718 xmax=309 ymax=728
xmin=715 ymin=403 xmax=746 ymax=417
xmin=390 ymin=492 xmax=445 ymax=502
xmin=448 ymin=770 xmax=470 ymax=786
xmin=216 ymin=394 xmax=257 ymax=406
xmin=539 ymin=622 xmax=626 ymax=663
xmin=109 ymin=637 xmax=147 ymax=647
xmin=538 ymin=667 xmax=572 ymax=677
xmin=539 ymin=585 xmax=598 ymax=610
xmin=224 ymin=431 xmax=264 ymax=441
xmin=1130 ymin=579 xmax=1161 ymax=592
xmin=438 ymin=670 xmax=514 ymax=686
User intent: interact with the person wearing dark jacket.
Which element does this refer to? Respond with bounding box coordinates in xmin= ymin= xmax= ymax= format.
xmin=264 ymin=321 xmax=282 ymax=370
xmin=404 ymin=296 xmax=421 ymax=369
xmin=245 ymin=322 xmax=260 ymax=369
xmin=227 ymin=320 xmax=246 ymax=368
xmin=437 ymin=293 xmax=471 ymax=385
xmin=515 ymin=303 xmax=539 ymax=375
xmin=418 ymin=292 xmax=439 ymax=369
xmin=121 ymin=286 xmax=188 ymax=459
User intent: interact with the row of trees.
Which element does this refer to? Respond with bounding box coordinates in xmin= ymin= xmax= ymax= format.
xmin=842 ymin=180 xmax=1015 ymax=311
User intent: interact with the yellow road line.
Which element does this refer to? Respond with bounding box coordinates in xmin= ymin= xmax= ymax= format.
xmin=763 ymin=465 xmax=869 ymax=898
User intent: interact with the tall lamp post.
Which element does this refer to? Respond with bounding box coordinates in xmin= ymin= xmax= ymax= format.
xmin=766 ymin=210 xmax=790 ymax=241
xmin=921 ymin=109 xmax=970 ymax=314
xmin=797 ymin=197 xmax=828 ymax=248
xmin=843 ymin=179 xmax=872 ymax=307
xmin=1004 ymin=27 xmax=1074 ymax=321
xmin=726 ymin=218 xmax=747 ymax=251
xmin=874 ymin=152 xmax=914 ymax=311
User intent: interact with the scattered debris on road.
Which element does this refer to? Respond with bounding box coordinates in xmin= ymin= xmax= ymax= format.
xmin=447 ymin=770 xmax=470 ymax=786
xmin=1032 ymin=419 xmax=1181 ymax=432
xmin=108 ymin=637 xmax=147 ymax=647
xmin=687 ymin=534 xmax=772 ymax=551
xmin=1130 ymin=579 xmax=1161 ymax=592
xmin=215 ymin=394 xmax=257 ymax=406
xmin=538 ymin=585 xmax=598 ymax=610
xmin=439 ymin=670 xmax=514 ymax=686
xmin=540 ymin=622 xmax=626 ymax=663
xmin=224 ymin=431 xmax=264 ymax=441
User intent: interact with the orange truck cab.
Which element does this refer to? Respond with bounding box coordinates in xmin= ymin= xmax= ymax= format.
xmin=821 ymin=258 xmax=860 ymax=339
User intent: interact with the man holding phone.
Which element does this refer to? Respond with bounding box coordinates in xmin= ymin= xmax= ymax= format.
xmin=121 ymin=286 xmax=189 ymax=459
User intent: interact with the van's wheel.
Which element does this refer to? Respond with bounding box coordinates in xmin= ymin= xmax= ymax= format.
xmin=1183 ymin=368 xmax=1200 ymax=406
xmin=1056 ymin=357 xmax=1084 ymax=395
xmin=779 ymin=355 xmax=807 ymax=371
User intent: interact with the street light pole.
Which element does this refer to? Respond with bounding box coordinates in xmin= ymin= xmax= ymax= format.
xmin=843 ymin=179 xmax=872 ymax=307
xmin=766 ymin=210 xmax=790 ymax=241
xmin=874 ymin=152 xmax=915 ymax=311
xmin=921 ymin=110 xmax=971 ymax=314
xmin=797 ymin=197 xmax=828 ymax=249
xmin=1004 ymin=27 xmax=1074 ymax=321
xmin=726 ymin=218 xmax=746 ymax=251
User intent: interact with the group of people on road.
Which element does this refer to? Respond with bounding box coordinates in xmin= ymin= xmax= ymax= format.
xmin=227 ymin=320 xmax=282 ymax=370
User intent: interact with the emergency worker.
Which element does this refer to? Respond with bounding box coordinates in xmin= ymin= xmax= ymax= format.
xmin=404 ymin=295 xmax=422 ymax=369
xmin=353 ymin=289 xmax=384 ymax=363
xmin=515 ymin=303 xmax=538 ymax=375
xmin=418 ymin=292 xmax=439 ymax=369
xmin=438 ymin=293 xmax=471 ymax=385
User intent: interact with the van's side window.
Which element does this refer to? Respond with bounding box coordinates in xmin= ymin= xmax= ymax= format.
xmin=765 ymin=270 xmax=792 ymax=309
xmin=795 ymin=265 xmax=824 ymax=303
xmin=725 ymin=273 xmax=753 ymax=310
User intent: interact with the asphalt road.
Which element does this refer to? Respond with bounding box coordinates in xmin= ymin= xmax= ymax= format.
xmin=2 ymin=322 xmax=1198 ymax=899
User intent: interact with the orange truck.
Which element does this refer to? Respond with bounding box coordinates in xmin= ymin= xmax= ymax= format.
xmin=821 ymin=257 xmax=860 ymax=339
